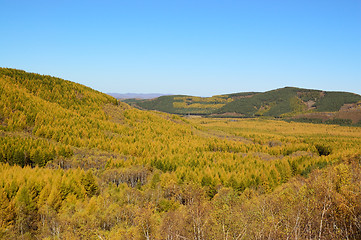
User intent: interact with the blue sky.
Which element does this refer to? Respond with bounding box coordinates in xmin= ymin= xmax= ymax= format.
xmin=1 ymin=0 xmax=360 ymax=96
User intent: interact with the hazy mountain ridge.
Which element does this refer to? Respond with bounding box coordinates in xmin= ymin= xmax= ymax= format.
xmin=107 ymin=93 xmax=168 ymax=99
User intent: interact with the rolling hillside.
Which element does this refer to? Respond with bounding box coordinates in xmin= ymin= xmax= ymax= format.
xmin=123 ymin=92 xmax=257 ymax=115
xmin=0 ymin=67 xmax=198 ymax=168
xmin=216 ymin=87 xmax=361 ymax=117
xmin=1 ymin=68 xmax=361 ymax=239
xmin=124 ymin=87 xmax=361 ymax=124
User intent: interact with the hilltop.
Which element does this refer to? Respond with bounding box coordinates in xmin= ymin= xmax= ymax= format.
xmin=0 ymin=67 xmax=198 ymax=168
xmin=124 ymin=87 xmax=361 ymax=125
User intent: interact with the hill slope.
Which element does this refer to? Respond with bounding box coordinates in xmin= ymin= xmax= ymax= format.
xmin=216 ymin=87 xmax=361 ymax=117
xmin=125 ymin=87 xmax=361 ymax=124
xmin=0 ymin=68 xmax=197 ymax=167
xmin=1 ymin=68 xmax=361 ymax=239
xmin=124 ymin=92 xmax=257 ymax=115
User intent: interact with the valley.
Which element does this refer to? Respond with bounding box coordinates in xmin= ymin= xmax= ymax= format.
xmin=0 ymin=68 xmax=360 ymax=239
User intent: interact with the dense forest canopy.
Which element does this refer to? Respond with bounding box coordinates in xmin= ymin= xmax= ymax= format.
xmin=0 ymin=68 xmax=360 ymax=239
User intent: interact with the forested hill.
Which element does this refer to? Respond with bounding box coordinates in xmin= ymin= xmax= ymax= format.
xmin=0 ymin=67 xmax=195 ymax=167
xmin=122 ymin=92 xmax=258 ymax=115
xmin=1 ymin=68 xmax=361 ymax=239
xmin=125 ymin=87 xmax=361 ymax=124
xmin=0 ymin=68 xmax=117 ymax=113
xmin=216 ymin=87 xmax=361 ymax=117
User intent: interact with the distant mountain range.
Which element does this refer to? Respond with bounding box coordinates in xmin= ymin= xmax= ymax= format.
xmin=122 ymin=87 xmax=361 ymax=125
xmin=107 ymin=93 xmax=168 ymax=99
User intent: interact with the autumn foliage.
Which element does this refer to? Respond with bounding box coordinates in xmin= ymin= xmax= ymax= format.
xmin=0 ymin=68 xmax=361 ymax=239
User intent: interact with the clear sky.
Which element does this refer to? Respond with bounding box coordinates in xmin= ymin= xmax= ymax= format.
xmin=1 ymin=0 xmax=360 ymax=96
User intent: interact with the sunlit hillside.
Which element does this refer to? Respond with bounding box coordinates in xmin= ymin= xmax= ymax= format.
xmin=125 ymin=87 xmax=361 ymax=125
xmin=0 ymin=68 xmax=360 ymax=239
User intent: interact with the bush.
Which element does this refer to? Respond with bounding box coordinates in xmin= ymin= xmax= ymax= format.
xmin=315 ymin=144 xmax=332 ymax=156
